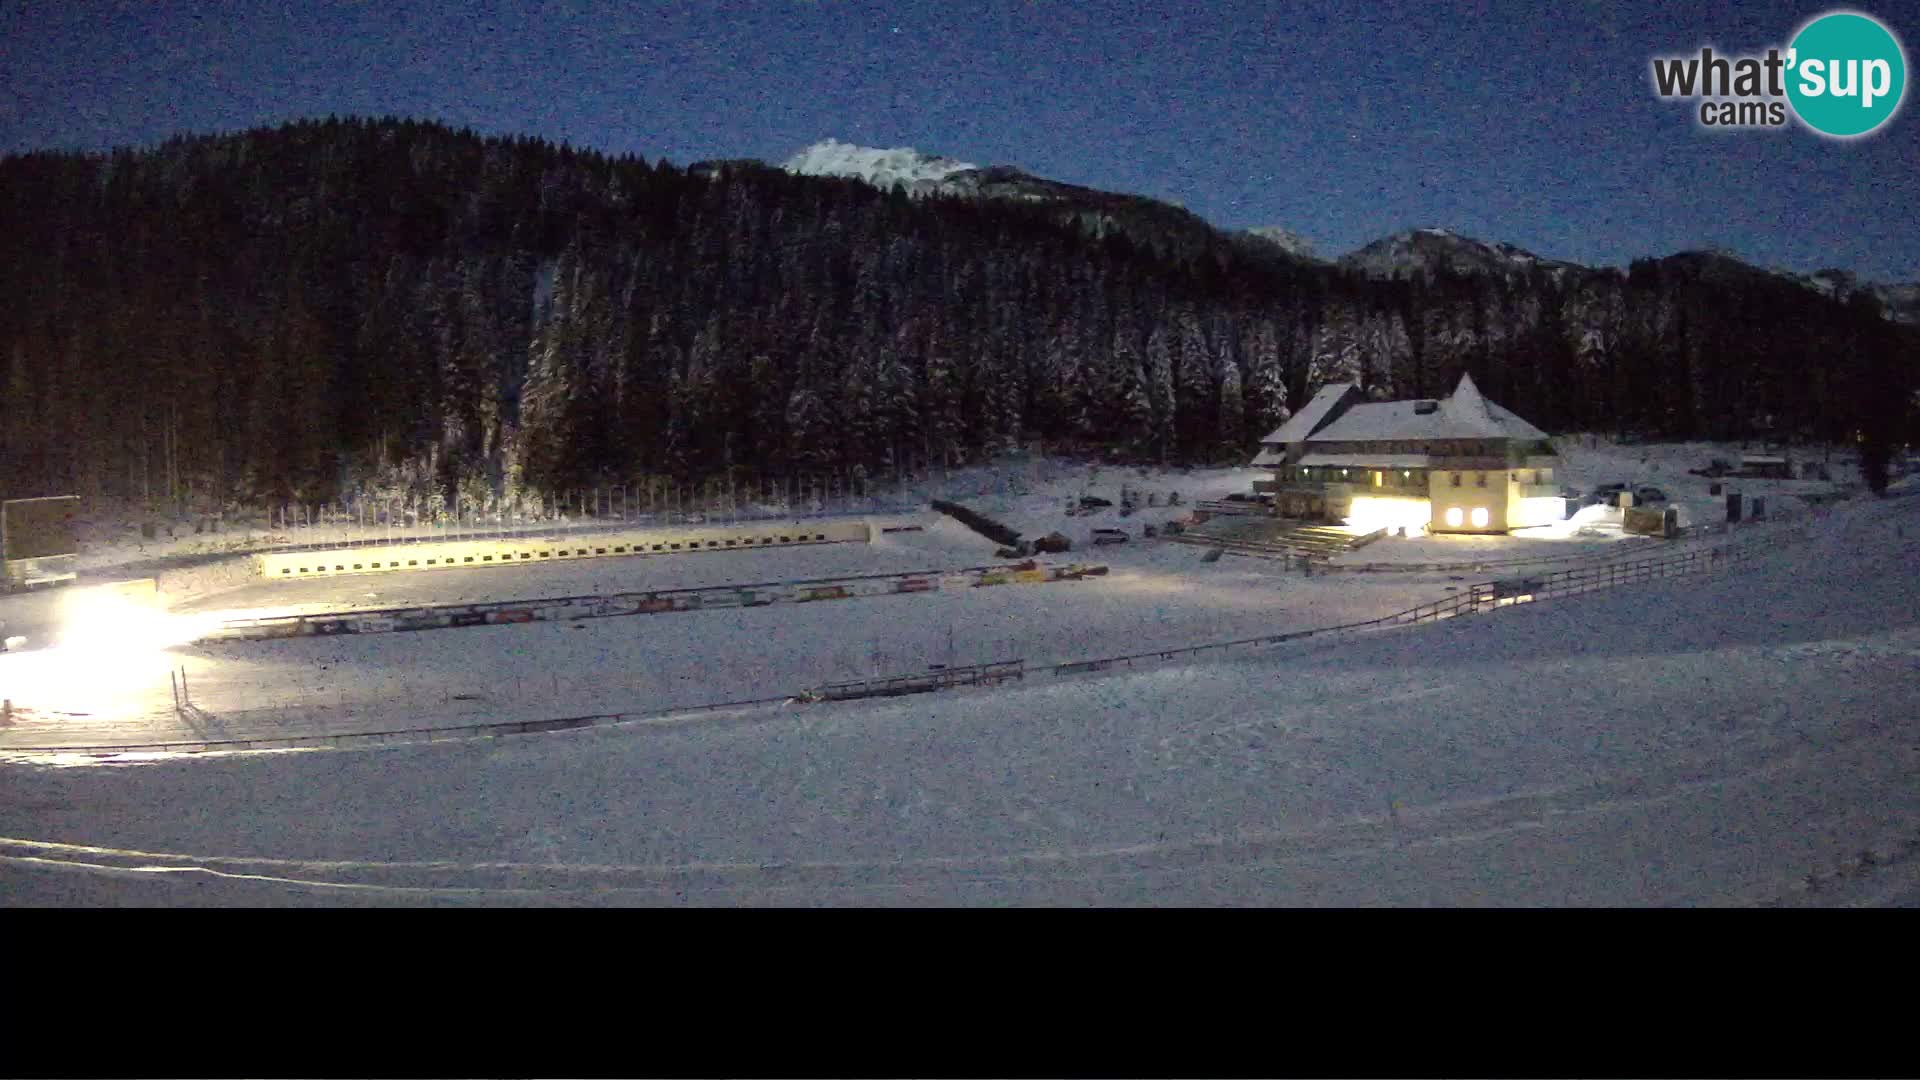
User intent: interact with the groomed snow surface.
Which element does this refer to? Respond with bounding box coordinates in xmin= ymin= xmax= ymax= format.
xmin=1 ymin=450 xmax=1915 ymax=905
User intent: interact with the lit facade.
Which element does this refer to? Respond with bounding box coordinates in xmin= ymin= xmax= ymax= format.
xmin=1251 ymin=374 xmax=1560 ymax=535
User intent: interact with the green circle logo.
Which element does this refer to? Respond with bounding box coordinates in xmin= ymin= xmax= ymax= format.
xmin=1785 ymin=11 xmax=1907 ymax=137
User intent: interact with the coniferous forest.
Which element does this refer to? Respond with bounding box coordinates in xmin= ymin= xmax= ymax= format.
xmin=1 ymin=117 xmax=1913 ymax=508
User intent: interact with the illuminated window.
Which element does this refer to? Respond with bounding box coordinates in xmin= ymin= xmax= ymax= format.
xmin=1373 ymin=471 xmax=1382 ymax=487
xmin=1470 ymin=507 xmax=1489 ymax=528
xmin=1444 ymin=507 xmax=1464 ymax=528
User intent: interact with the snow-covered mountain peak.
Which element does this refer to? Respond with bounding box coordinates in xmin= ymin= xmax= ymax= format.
xmin=1798 ymin=267 xmax=1920 ymax=322
xmin=777 ymin=137 xmax=1220 ymax=251
xmin=1244 ymin=226 xmax=1318 ymax=259
xmin=1339 ymin=228 xmax=1577 ymax=281
xmin=782 ymin=138 xmax=978 ymax=191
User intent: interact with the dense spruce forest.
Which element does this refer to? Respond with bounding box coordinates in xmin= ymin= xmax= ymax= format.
xmin=1 ymin=116 xmax=1913 ymax=509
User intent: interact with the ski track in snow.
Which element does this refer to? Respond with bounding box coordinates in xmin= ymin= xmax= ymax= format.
xmin=2 ymin=456 xmax=1916 ymax=904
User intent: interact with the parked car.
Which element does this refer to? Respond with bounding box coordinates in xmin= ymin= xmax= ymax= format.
xmin=1588 ymin=482 xmax=1630 ymax=505
xmin=1634 ymin=486 xmax=1669 ymax=504
xmin=1091 ymin=528 xmax=1129 ymax=546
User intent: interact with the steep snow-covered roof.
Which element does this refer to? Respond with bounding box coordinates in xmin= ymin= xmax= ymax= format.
xmin=1254 ymin=376 xmax=1548 ymax=465
xmin=1443 ymin=371 xmax=1496 ymax=433
xmin=1311 ymin=400 xmax=1489 ymax=441
xmin=1308 ymin=374 xmax=1549 ymax=444
xmin=1259 ymin=383 xmax=1359 ymax=446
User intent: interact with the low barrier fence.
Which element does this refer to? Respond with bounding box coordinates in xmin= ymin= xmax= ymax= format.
xmin=16 ymin=522 xmax=1801 ymax=756
xmin=1304 ymin=514 xmax=1811 ymax=575
xmin=812 ymin=660 xmax=1026 ymax=702
xmin=201 ymin=560 xmax=1110 ymax=643
xmin=1318 ymin=539 xmax=1663 ymax=575
xmin=1032 ymin=530 xmax=1797 ymax=679
xmin=20 ymin=691 xmax=803 ymax=757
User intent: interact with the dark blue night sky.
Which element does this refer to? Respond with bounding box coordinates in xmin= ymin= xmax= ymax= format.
xmin=5 ymin=0 xmax=1917 ymax=279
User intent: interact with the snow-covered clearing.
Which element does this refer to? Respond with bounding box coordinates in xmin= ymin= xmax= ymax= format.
xmin=2 ymin=465 xmax=1915 ymax=904
xmin=1551 ymin=433 xmax=1870 ymax=519
xmin=0 ymin=448 xmax=1868 ymax=752
xmin=0 ymin=509 xmax=1462 ymax=746
xmin=33 ymin=437 xmax=1867 ymax=586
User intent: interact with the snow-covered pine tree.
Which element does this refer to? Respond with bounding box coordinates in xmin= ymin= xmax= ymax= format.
xmin=1145 ymin=324 xmax=1176 ymax=462
xmin=1173 ymin=307 xmax=1215 ymax=460
xmin=1217 ymin=355 xmax=1247 ymax=456
xmin=881 ymin=327 xmax=922 ymax=474
xmin=1308 ymin=301 xmax=1363 ymax=390
xmin=1242 ymin=317 xmax=1288 ymax=440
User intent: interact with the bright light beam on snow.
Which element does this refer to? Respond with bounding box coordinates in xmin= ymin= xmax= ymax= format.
xmin=0 ymin=584 xmax=202 ymax=718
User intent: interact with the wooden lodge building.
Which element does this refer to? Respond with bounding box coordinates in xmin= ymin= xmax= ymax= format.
xmin=1251 ymin=374 xmax=1563 ymax=535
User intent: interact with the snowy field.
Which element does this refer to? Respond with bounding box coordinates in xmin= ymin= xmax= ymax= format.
xmin=0 ymin=459 xmax=1421 ymax=741
xmin=1 ymin=468 xmax=1916 ymax=904
xmin=2 ymin=445 xmax=1913 ymax=905
xmin=0 ymin=511 xmax=1471 ymax=745
xmin=0 ymin=445 xmax=1869 ymax=746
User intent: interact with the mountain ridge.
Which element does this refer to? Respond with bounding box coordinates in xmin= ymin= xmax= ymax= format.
xmin=777 ymin=138 xmax=1914 ymax=316
xmin=0 ymin=117 xmax=1911 ymax=511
